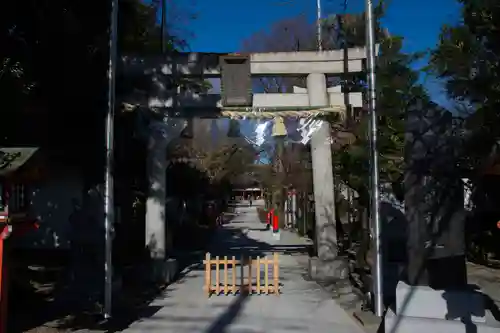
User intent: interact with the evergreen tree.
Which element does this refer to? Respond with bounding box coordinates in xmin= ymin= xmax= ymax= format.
xmin=430 ymin=0 xmax=500 ymax=173
xmin=331 ymin=11 xmax=429 ymax=205
xmin=430 ymin=0 xmax=500 ymax=262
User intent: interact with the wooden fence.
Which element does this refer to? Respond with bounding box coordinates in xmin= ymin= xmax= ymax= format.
xmin=203 ymin=252 xmax=280 ymax=296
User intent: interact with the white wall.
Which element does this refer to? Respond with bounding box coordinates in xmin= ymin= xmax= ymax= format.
xmin=13 ymin=168 xmax=84 ymax=249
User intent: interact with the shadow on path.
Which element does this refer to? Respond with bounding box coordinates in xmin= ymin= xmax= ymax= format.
xmin=204 ymin=291 xmax=250 ymax=333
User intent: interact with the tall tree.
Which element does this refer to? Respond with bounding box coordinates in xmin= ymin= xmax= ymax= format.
xmin=241 ymin=6 xmax=431 ymax=295
xmin=334 ymin=34 xmax=428 ymax=201
xmin=0 ymin=0 xmax=176 ymax=118
xmin=429 ymin=0 xmax=500 ymax=263
xmin=167 ymin=119 xmax=258 ymax=192
xmin=0 ymin=0 xmax=185 ymax=183
xmin=241 ymin=5 xmax=425 ymax=203
xmin=429 ymin=0 xmax=500 ymax=174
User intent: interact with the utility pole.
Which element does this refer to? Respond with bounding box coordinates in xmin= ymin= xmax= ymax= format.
xmin=103 ymin=0 xmax=119 ymax=319
xmin=365 ymin=0 xmax=383 ymax=318
xmin=316 ymin=0 xmax=322 ymax=51
xmin=160 ymin=0 xmax=167 ymax=53
xmin=337 ymin=14 xmax=351 ymax=123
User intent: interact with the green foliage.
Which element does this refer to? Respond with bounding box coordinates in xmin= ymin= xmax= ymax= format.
xmin=0 ymin=0 xmax=181 ymax=114
xmin=241 ymin=1 xmax=427 ymax=205
xmin=120 ymin=0 xmax=186 ymax=54
xmin=332 ymin=21 xmax=429 ymax=201
xmin=322 ymin=0 xmax=388 ymax=48
xmin=428 ymin=0 xmax=500 ymax=262
xmin=0 ymin=0 xmax=188 ymax=186
xmin=299 ymin=4 xmax=431 ymax=202
xmin=429 ymin=0 xmax=500 ymax=172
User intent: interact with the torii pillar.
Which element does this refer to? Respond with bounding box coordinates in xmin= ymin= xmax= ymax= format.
xmin=145 ymin=121 xmax=178 ymax=283
xmin=121 ymin=49 xmax=368 ymax=282
xmin=308 ymin=73 xmax=348 ymax=281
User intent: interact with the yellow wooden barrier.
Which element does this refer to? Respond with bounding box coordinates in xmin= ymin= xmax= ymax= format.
xmin=203 ymin=252 xmax=280 ymax=296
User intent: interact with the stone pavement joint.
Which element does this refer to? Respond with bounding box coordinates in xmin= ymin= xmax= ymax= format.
xmin=121 ymin=203 xmax=366 ymax=333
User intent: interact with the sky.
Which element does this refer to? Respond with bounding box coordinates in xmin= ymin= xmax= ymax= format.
xmin=177 ymin=0 xmax=462 ymax=107
xmin=168 ymin=0 xmax=464 ymax=163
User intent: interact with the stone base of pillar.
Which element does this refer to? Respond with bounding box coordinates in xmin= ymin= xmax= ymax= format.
xmin=308 ymin=256 xmax=350 ymax=282
xmin=149 ymin=258 xmax=179 ymax=284
xmin=384 ymin=281 xmax=500 ymax=333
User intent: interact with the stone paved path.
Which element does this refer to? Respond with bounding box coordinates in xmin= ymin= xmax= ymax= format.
xmin=120 ymin=202 xmax=365 ymax=333
xmin=467 ymin=262 xmax=500 ymax=309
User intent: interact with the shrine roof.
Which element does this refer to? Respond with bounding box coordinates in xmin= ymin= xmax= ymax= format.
xmin=0 ymin=147 xmax=39 ymax=176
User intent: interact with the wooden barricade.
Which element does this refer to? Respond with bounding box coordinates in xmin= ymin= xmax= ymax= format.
xmin=203 ymin=252 xmax=280 ymax=297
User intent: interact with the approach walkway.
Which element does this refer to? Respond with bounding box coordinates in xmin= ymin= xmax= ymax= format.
xmin=121 ymin=202 xmax=365 ymax=333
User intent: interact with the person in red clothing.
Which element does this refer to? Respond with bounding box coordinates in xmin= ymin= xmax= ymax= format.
xmin=266 ymin=208 xmax=274 ymax=230
xmin=272 ymin=214 xmax=279 ymax=233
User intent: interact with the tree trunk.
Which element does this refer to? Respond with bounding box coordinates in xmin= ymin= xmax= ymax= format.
xmin=405 ymin=107 xmax=467 ymax=289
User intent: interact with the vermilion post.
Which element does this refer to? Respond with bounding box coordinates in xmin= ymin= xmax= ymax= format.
xmin=0 ymin=225 xmax=8 ymax=333
xmin=0 ymin=181 xmax=9 ymax=333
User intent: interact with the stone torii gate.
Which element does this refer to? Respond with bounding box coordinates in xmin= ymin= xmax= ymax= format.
xmin=121 ymin=47 xmax=369 ymax=282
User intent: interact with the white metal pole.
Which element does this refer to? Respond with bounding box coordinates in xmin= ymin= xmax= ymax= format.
xmin=104 ymin=0 xmax=119 ymax=319
xmin=365 ymin=0 xmax=383 ymax=317
xmin=316 ymin=0 xmax=322 ymax=51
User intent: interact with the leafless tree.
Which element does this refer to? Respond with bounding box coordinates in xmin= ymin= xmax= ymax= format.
xmin=167 ymin=118 xmax=257 ymax=184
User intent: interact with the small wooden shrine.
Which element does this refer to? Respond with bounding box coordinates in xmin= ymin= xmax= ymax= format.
xmin=0 ymin=147 xmax=41 ymax=333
